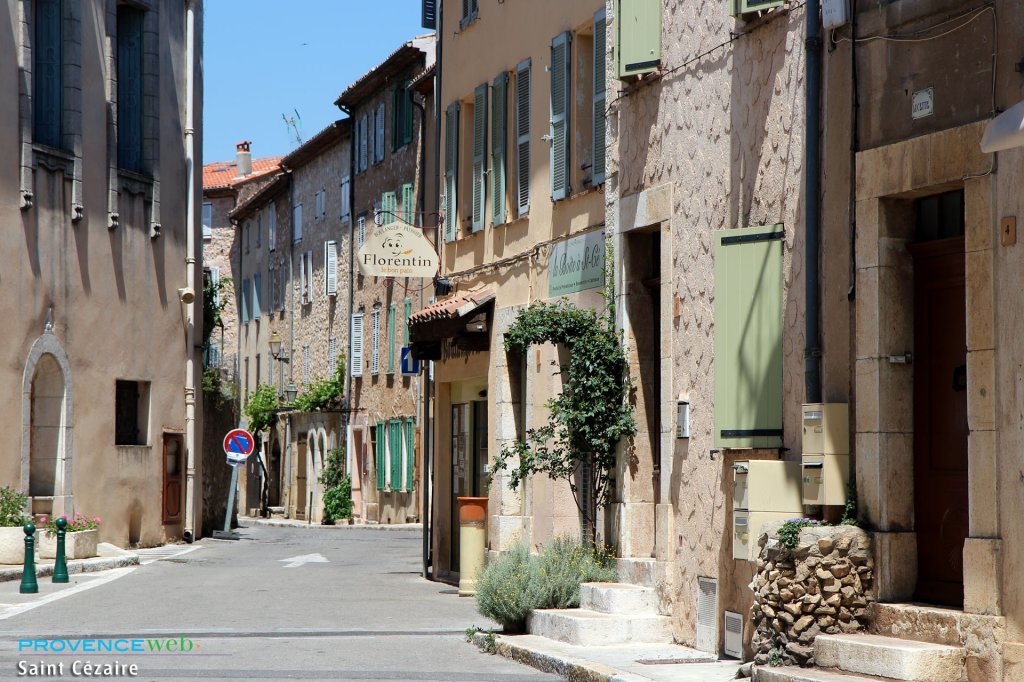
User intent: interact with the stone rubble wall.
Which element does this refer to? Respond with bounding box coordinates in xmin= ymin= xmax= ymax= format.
xmin=750 ymin=523 xmax=875 ymax=667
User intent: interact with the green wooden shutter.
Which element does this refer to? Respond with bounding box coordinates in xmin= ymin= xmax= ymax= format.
xmin=404 ymin=418 xmax=415 ymax=491
xmin=515 ymin=60 xmax=531 ymax=216
xmin=713 ymin=225 xmax=785 ymax=449
xmin=615 ymin=0 xmax=661 ymax=79
xmin=491 ymin=73 xmax=508 ymax=226
xmin=593 ymin=9 xmax=607 ymax=185
xmin=444 ymin=103 xmax=460 ymax=242
xmin=387 ymin=303 xmax=396 ymax=374
xmin=403 ymin=298 xmax=412 ymax=345
xmin=117 ymin=5 xmax=145 ymax=172
xmin=376 ymin=421 xmax=386 ymax=490
xmin=402 ymin=183 xmax=415 ymax=225
xmin=389 ymin=419 xmax=402 ymax=491
xmin=33 ymin=0 xmax=63 ymax=148
xmin=550 ymin=32 xmax=571 ymax=201
xmin=472 ymin=83 xmax=487 ymax=232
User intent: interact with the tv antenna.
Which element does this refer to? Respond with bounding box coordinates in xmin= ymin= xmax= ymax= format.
xmin=282 ymin=109 xmax=303 ymax=147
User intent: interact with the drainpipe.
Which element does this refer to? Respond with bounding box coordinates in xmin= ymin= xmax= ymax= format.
xmin=182 ymin=0 xmax=197 ymax=543
xmin=804 ymin=0 xmax=823 ymax=405
xmin=412 ymin=94 xmax=431 ymax=578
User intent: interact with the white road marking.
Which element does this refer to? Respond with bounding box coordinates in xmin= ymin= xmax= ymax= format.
xmin=278 ymin=553 xmax=328 ymax=568
xmin=0 ymin=567 xmax=136 ymax=621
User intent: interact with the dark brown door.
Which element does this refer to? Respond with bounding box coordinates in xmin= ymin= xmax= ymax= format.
xmin=910 ymin=237 xmax=968 ymax=606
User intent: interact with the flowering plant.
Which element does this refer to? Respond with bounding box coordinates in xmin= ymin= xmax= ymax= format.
xmin=38 ymin=512 xmax=101 ymax=534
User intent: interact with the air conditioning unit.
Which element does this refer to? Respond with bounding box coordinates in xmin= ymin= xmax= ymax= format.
xmin=724 ymin=610 xmax=744 ymax=659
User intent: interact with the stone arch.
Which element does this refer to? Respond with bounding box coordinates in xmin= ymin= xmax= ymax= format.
xmin=21 ymin=331 xmax=74 ymax=516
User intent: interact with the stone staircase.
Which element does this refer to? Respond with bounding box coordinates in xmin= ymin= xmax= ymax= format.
xmin=526 ymin=558 xmax=675 ymax=647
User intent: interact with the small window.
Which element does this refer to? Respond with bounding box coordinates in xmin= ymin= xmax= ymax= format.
xmin=202 ymin=203 xmax=213 ymax=240
xmin=115 ymin=380 xmax=150 ymax=446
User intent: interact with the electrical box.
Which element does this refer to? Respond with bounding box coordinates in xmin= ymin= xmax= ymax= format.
xmin=822 ymin=0 xmax=849 ymax=30
xmin=802 ymin=453 xmax=850 ymax=506
xmin=801 ymin=403 xmax=849 ymax=455
xmin=733 ymin=460 xmax=803 ymax=560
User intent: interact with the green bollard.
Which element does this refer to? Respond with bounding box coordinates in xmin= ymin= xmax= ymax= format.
xmin=20 ymin=523 xmax=37 ymax=594
xmin=52 ymin=517 xmax=68 ymax=584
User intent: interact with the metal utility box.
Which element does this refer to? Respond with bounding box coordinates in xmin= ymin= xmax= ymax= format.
xmin=802 ymin=453 xmax=850 ymax=507
xmin=732 ymin=460 xmax=803 ymax=560
xmin=801 ymin=403 xmax=849 ymax=455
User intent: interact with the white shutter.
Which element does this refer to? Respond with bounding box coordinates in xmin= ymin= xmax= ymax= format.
xmin=350 ymin=313 xmax=364 ymax=377
xmin=472 ymin=83 xmax=487 ymax=232
xmin=325 ymin=240 xmax=338 ymax=296
xmin=371 ymin=308 xmax=381 ymax=375
xmin=593 ymin=9 xmax=607 ymax=185
xmin=340 ymin=176 xmax=351 ymax=221
xmin=268 ymin=203 xmax=276 ymax=251
xmin=550 ymin=31 xmax=571 ymax=201
xmin=515 ymin=59 xmax=531 ymax=215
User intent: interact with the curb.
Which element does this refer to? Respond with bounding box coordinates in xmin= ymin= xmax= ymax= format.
xmin=471 ymin=632 xmax=637 ymax=682
xmin=239 ymin=516 xmax=422 ymax=531
xmin=0 ymin=554 xmax=140 ymax=582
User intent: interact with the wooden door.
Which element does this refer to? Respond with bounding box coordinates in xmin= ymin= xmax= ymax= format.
xmin=910 ymin=237 xmax=968 ymax=606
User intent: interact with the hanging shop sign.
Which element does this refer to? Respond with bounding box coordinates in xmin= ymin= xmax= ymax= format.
xmin=548 ymin=230 xmax=605 ymax=297
xmin=358 ymin=223 xmax=439 ymax=278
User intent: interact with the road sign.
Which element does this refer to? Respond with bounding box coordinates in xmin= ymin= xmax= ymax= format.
xmin=223 ymin=428 xmax=255 ymax=465
xmin=400 ymin=347 xmax=421 ymax=376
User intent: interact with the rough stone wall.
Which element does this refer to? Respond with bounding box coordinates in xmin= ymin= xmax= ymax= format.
xmin=750 ymin=524 xmax=874 ymax=667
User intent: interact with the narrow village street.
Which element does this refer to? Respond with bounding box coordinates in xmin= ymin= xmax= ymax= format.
xmin=0 ymin=527 xmax=555 ymax=681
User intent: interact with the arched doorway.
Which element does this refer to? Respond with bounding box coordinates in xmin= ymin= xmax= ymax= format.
xmin=22 ymin=333 xmax=74 ymax=518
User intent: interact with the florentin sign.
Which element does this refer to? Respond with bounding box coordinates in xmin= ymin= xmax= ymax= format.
xmin=358 ymin=223 xmax=439 ymax=278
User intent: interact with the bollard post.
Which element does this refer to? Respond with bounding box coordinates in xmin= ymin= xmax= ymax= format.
xmin=20 ymin=523 xmax=37 ymax=594
xmin=52 ymin=517 xmax=69 ymax=584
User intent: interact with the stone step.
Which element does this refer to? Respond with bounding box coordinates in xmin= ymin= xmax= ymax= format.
xmin=814 ymin=633 xmax=965 ymax=682
xmin=579 ymin=582 xmax=657 ymax=615
xmin=755 ymin=665 xmax=895 ymax=682
xmin=527 ymin=608 xmax=673 ymax=647
xmin=615 ymin=558 xmax=658 ymax=588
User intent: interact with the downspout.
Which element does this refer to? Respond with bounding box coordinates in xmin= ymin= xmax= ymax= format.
xmin=182 ymin=0 xmax=197 ymax=543
xmin=412 ymin=94 xmax=431 ymax=578
xmin=804 ymin=0 xmax=823 ymax=405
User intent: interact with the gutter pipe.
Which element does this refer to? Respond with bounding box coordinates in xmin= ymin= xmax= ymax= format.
xmin=804 ymin=0 xmax=823 ymax=405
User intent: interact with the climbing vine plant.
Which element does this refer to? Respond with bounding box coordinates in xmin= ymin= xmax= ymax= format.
xmin=492 ymin=259 xmax=635 ymax=544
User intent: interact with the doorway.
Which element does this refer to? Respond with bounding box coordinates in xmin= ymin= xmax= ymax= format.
xmin=910 ymin=191 xmax=968 ymax=606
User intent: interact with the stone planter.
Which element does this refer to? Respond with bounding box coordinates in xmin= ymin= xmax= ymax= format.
xmin=38 ymin=529 xmax=99 ymax=560
xmin=0 ymin=526 xmax=31 ymax=565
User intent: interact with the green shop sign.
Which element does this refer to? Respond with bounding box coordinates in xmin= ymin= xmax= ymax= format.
xmin=548 ymin=230 xmax=605 ymax=297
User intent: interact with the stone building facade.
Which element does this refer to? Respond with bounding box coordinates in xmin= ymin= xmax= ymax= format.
xmin=0 ymin=0 xmax=202 ymax=546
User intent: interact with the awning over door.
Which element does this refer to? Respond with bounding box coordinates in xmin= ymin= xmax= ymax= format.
xmin=408 ymin=288 xmax=495 ymax=359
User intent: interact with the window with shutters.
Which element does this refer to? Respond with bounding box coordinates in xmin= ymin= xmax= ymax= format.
xmin=240 ymin=278 xmax=250 ymax=323
xmin=117 ymin=5 xmax=144 ymax=172
xmin=292 ymin=203 xmax=302 ymax=243
xmin=374 ymin=422 xmax=385 ymax=490
xmin=403 ymin=298 xmax=412 ymax=345
xmin=471 ymin=83 xmax=487 ymax=232
xmin=514 ymin=60 xmax=531 ymax=217
xmin=615 ymin=0 xmax=661 ymax=79
xmin=593 ymin=9 xmax=607 ymax=184
xmin=491 ymin=72 xmax=508 ymax=226
xmin=404 ymin=417 xmax=415 ymax=491
xmin=402 ymin=183 xmax=415 ymax=225
xmin=550 ymin=31 xmax=571 ymax=201
xmin=268 ymin=202 xmax=277 ymax=251
xmin=33 ymin=0 xmax=64 ymax=149
xmin=387 ymin=303 xmax=396 ymax=374
xmin=391 ymin=84 xmax=414 ymax=151
xmin=202 ymin=203 xmax=213 ymax=240
xmin=460 ymin=0 xmax=479 ymax=28
xmin=324 ymin=240 xmax=338 ymax=296
xmin=252 ymin=273 xmax=262 ymax=320
xmin=340 ymin=176 xmax=351 ymax=223
xmin=374 ymin=102 xmax=385 ymax=164
xmin=371 ymin=307 xmax=381 ymax=376
xmin=389 ymin=419 xmax=402 ymax=490
xmin=443 ymin=103 xmax=460 ymax=243
xmin=713 ymin=226 xmax=784 ymax=449
xmin=303 ymin=345 xmax=310 ymax=385
xmin=350 ymin=313 xmax=364 ymax=378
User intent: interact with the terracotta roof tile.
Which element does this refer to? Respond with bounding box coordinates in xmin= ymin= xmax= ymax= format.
xmin=202 ymin=155 xmax=282 ymax=191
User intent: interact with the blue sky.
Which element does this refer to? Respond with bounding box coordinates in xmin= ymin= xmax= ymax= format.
xmin=202 ymin=0 xmax=427 ymax=163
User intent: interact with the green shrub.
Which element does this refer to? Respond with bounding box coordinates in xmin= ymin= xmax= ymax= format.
xmin=475 ymin=542 xmax=538 ymax=632
xmin=532 ymin=536 xmax=617 ymax=609
xmin=0 ymin=487 xmax=28 ymax=527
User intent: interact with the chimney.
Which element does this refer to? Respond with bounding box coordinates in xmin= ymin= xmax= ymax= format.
xmin=235 ymin=141 xmax=253 ymax=178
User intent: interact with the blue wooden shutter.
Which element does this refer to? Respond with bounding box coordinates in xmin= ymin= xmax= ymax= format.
xmin=117 ymin=5 xmax=144 ymax=172
xmin=444 ymin=103 xmax=460 ymax=242
xmin=472 ymin=83 xmax=487 ymax=232
xmin=515 ymin=60 xmax=531 ymax=216
xmin=593 ymin=9 xmax=607 ymax=184
xmin=713 ymin=226 xmax=785 ymax=448
xmin=404 ymin=418 xmax=415 ymax=491
xmin=33 ymin=0 xmax=63 ymax=148
xmin=550 ymin=32 xmax=571 ymax=201
xmin=375 ymin=422 xmax=386 ymax=490
xmin=491 ymin=73 xmax=508 ymax=226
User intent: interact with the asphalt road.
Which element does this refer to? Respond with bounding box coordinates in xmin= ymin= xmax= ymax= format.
xmin=0 ymin=525 xmax=558 ymax=681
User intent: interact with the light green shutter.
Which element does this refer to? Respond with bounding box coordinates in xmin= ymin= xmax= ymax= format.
xmin=550 ymin=32 xmax=571 ymax=201
xmin=389 ymin=419 xmax=402 ymax=491
xmin=615 ymin=0 xmax=661 ymax=79
xmin=593 ymin=9 xmax=607 ymax=184
xmin=402 ymin=183 xmax=415 ymax=225
xmin=387 ymin=303 xmax=396 ymax=374
xmin=491 ymin=72 xmax=508 ymax=226
xmin=713 ymin=225 xmax=785 ymax=449
xmin=404 ymin=417 xmax=415 ymax=492
xmin=444 ymin=103 xmax=460 ymax=242
xmin=403 ymin=298 xmax=412 ymax=345
xmin=375 ymin=421 xmax=386 ymax=490
xmin=515 ymin=60 xmax=530 ymax=216
xmin=472 ymin=83 xmax=487 ymax=232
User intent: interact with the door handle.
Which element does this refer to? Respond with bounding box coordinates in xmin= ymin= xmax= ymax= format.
xmin=952 ymin=364 xmax=967 ymax=392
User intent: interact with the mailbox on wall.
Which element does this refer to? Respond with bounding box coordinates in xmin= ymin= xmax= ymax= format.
xmin=801 ymin=403 xmax=850 ymax=506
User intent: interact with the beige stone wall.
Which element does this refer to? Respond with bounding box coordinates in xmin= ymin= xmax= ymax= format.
xmin=0 ymin=0 xmax=201 ymax=547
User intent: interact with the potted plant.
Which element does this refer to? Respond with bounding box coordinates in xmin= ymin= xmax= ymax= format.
xmin=38 ymin=513 xmax=101 ymax=560
xmin=0 ymin=487 xmax=30 ymax=564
